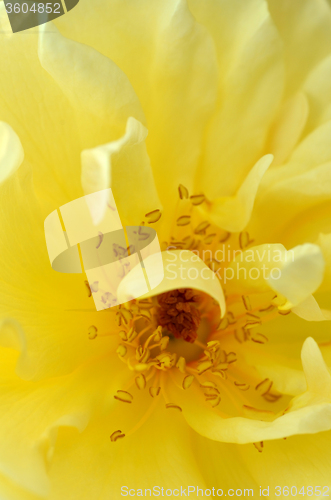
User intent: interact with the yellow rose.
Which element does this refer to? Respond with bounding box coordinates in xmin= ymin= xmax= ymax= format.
xmin=0 ymin=0 xmax=331 ymax=498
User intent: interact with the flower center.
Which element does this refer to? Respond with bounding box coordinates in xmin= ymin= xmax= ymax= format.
xmin=157 ymin=289 xmax=201 ymax=343
xmin=87 ymin=184 xmax=290 ymax=450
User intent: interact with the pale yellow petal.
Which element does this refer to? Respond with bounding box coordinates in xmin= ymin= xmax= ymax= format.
xmin=0 ymin=173 xmax=116 ymax=380
xmin=0 ymin=122 xmax=24 ymax=184
xmin=266 ymin=92 xmax=309 ymax=166
xmin=304 ymin=54 xmax=331 ymax=132
xmin=267 ymin=0 xmax=331 ymax=94
xmin=38 ymin=23 xmax=145 ymax=139
xmin=238 ymin=430 xmax=331 ymax=492
xmin=48 ymin=402 xmax=208 ymax=500
xmin=0 ymin=343 xmax=129 ymax=496
xmin=194 ymin=2 xmax=283 ymax=198
xmin=55 ymin=0 xmax=219 ymax=204
xmin=168 ymin=338 xmax=331 ymax=443
xmin=202 ymin=155 xmax=273 ymax=232
xmin=82 ymin=117 xmax=162 ymax=226
xmin=266 ymin=244 xmax=325 ymax=309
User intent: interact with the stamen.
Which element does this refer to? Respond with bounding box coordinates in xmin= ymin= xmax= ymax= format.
xmin=242 ymin=295 xmax=252 ymax=311
xmin=135 ymin=373 xmax=146 ymax=390
xmin=278 ymin=309 xmax=291 ymax=316
xmin=165 ymin=403 xmax=183 ymax=411
xmin=182 ymin=375 xmax=195 ymax=390
xmin=251 ymin=333 xmax=268 ymax=344
xmin=194 ymin=221 xmax=210 ymax=235
xmin=190 ymin=194 xmax=205 ymax=206
xmin=253 ymin=441 xmax=264 ymax=453
xmin=145 ymin=209 xmax=162 ymax=224
xmin=88 ymin=325 xmax=98 ymax=340
xmin=149 ymin=387 xmax=161 ymax=398
xmin=84 ymin=280 xmax=92 ymax=297
xmin=114 ymin=390 xmax=133 ymax=404
xmin=110 ymin=430 xmax=125 ymax=442
xmin=203 ymin=233 xmax=216 ymax=245
xmin=178 ymin=184 xmax=189 ymax=200
xmin=177 ymin=215 xmax=191 ymax=226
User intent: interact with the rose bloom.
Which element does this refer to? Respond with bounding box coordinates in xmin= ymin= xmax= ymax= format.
xmin=1 ymin=0 xmax=331 ymax=498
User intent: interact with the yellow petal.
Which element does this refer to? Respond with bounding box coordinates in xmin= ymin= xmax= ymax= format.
xmin=0 ymin=174 xmax=116 ymax=380
xmin=0 ymin=341 xmax=129 ymax=496
xmin=195 ymin=1 xmax=283 ymax=198
xmin=291 ymin=295 xmax=331 ymax=321
xmin=238 ymin=430 xmax=331 ymax=491
xmin=266 ymin=244 xmax=325 ymax=308
xmin=318 ymin=232 xmax=331 ymax=291
xmin=38 ymin=23 xmax=145 ymax=139
xmin=203 ymin=155 xmax=273 ymax=232
xmin=82 ymin=117 xmax=162 ymax=226
xmin=267 ymin=0 xmax=331 ymax=94
xmin=304 ymin=54 xmax=331 ymax=132
xmin=266 ymin=92 xmax=309 ymax=166
xmin=0 ymin=122 xmax=24 ymax=184
xmin=48 ymin=401 xmax=208 ymax=499
xmin=168 ymin=338 xmax=331 ymax=443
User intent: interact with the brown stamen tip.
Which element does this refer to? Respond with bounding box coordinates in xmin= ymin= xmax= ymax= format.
xmin=157 ymin=289 xmax=201 ymax=343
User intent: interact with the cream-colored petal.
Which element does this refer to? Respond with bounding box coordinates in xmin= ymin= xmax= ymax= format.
xmin=193 ymin=1 xmax=283 ymax=198
xmin=226 ymin=242 xmax=325 ymax=309
xmin=38 ymin=23 xmax=145 ymax=139
xmin=238 ymin=430 xmax=331 ymax=492
xmin=202 ymin=154 xmax=273 ymax=232
xmin=304 ymin=54 xmax=331 ymax=132
xmin=266 ymin=93 xmax=309 ymax=166
xmin=82 ymin=117 xmax=162 ymax=226
xmin=0 ymin=6 xmax=82 ymax=205
xmin=0 ymin=172 xmax=117 ymax=380
xmin=168 ymin=338 xmax=331 ymax=444
xmin=267 ymin=0 xmax=331 ymax=95
xmin=0 ymin=122 xmax=24 ymax=184
xmin=55 ymin=0 xmax=218 ymax=206
xmin=291 ymin=295 xmax=331 ymax=321
xmin=318 ymin=232 xmax=331 ymax=291
xmin=48 ymin=402 xmax=207 ymax=500
xmin=266 ymin=244 xmax=325 ymax=309
xmin=117 ymin=249 xmax=226 ymax=317
xmin=0 ymin=343 xmax=129 ymax=496
xmin=250 ymin=132 xmax=331 ymax=246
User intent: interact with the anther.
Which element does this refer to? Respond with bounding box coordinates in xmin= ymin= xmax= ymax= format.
xmin=145 ymin=209 xmax=162 ymax=224
xmin=116 ymin=344 xmax=127 ymax=357
xmin=182 ymin=375 xmax=194 ymax=390
xmin=165 ymin=403 xmax=182 ymax=411
xmin=110 ymin=430 xmax=125 ymax=442
xmin=135 ymin=373 xmax=146 ymax=390
xmin=149 ymin=387 xmax=161 ymax=398
xmin=253 ymin=441 xmax=264 ymax=453
xmin=178 ymin=184 xmax=189 ymax=199
xmin=242 ymin=295 xmax=252 ymax=311
xmin=88 ymin=325 xmax=98 ymax=340
xmin=84 ymin=280 xmax=92 ymax=297
xmin=251 ymin=333 xmax=268 ymax=344
xmin=176 ymin=215 xmax=191 ymax=226
xmin=194 ymin=221 xmax=210 ymax=235
xmin=190 ymin=194 xmax=205 ymax=206
xmin=114 ymin=390 xmax=133 ymax=404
